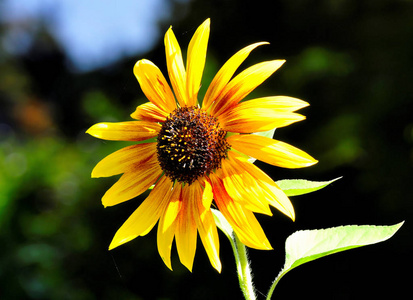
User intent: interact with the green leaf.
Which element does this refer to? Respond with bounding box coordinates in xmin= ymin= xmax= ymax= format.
xmin=284 ymin=222 xmax=404 ymax=273
xmin=252 ymin=128 xmax=276 ymax=139
xmin=266 ymin=222 xmax=404 ymax=299
xmin=276 ymin=177 xmax=341 ymax=196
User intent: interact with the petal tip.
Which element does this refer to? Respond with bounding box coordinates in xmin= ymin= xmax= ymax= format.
xmin=160 ymin=256 xmax=174 ymax=271
xmin=85 ymin=124 xmax=98 ymax=136
xmin=108 ymin=241 xmax=118 ymax=251
xmin=307 ymin=158 xmax=318 ymax=167
xmin=213 ymin=261 xmax=222 ymax=273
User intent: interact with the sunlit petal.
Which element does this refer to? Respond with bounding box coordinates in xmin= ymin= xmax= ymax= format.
xmin=210 ymin=60 xmax=285 ymax=116
xmin=218 ymin=96 xmax=309 ymax=132
xmin=109 ymin=176 xmax=173 ymax=250
xmin=133 ymin=59 xmax=177 ymax=113
xmin=220 ymin=156 xmax=273 ymax=215
xmin=219 ymin=105 xmax=305 ymax=133
xmin=203 ymin=42 xmax=268 ymax=110
xmin=209 ymin=172 xmax=272 ymax=250
xmin=237 ymin=96 xmax=309 ymax=112
xmin=160 ymin=183 xmax=183 ymax=231
xmin=102 ymin=158 xmax=162 ymax=207
xmin=86 ymin=121 xmax=160 ymax=141
xmin=175 ymin=185 xmax=198 ymax=271
xmin=229 ymin=151 xmax=295 ymax=220
xmin=186 ymin=18 xmax=210 ymax=106
xmin=165 ymin=26 xmax=187 ymax=106
xmin=201 ymin=179 xmax=214 ymax=210
xmin=92 ymin=143 xmax=157 ymax=178
xmin=157 ymin=183 xmax=182 ymax=270
xmin=192 ymin=181 xmax=221 ymax=272
xmin=130 ymin=102 xmax=169 ymax=122
xmin=228 ymin=134 xmax=318 ymax=168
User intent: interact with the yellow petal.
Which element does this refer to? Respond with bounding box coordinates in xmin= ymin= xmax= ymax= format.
xmin=157 ymin=183 xmax=184 ymax=270
xmin=175 ymin=185 xmax=198 ymax=272
xmin=196 ymin=208 xmax=221 ymax=272
xmin=260 ymin=181 xmax=295 ymax=221
xmin=203 ymin=42 xmax=268 ymax=110
xmin=186 ymin=18 xmax=210 ymax=106
xmin=157 ymin=183 xmax=182 ymax=270
xmin=193 ymin=180 xmax=221 ymax=272
xmin=86 ymin=121 xmax=160 ymax=141
xmin=133 ymin=59 xmax=177 ymax=113
xmin=130 ymin=102 xmax=169 ymax=122
xmin=229 ymin=151 xmax=295 ymax=220
xmin=92 ymin=143 xmax=157 ymax=178
xmin=219 ymin=105 xmax=306 ymax=133
xmin=109 ymin=176 xmax=173 ymax=250
xmin=165 ymin=26 xmax=187 ymax=106
xmin=201 ymin=179 xmax=214 ymax=210
xmin=160 ymin=183 xmax=183 ymax=233
xmin=102 ymin=158 xmax=162 ymax=207
xmin=210 ymin=60 xmax=285 ymax=117
xmin=220 ymin=157 xmax=273 ymax=216
xmin=209 ymin=172 xmax=272 ymax=250
xmin=239 ymin=96 xmax=309 ymax=112
xmin=219 ymin=96 xmax=308 ymax=132
xmin=157 ymin=212 xmax=177 ymax=271
xmin=228 ymin=134 xmax=318 ymax=168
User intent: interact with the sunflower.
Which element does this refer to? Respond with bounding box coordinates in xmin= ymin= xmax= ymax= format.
xmin=87 ymin=19 xmax=317 ymax=273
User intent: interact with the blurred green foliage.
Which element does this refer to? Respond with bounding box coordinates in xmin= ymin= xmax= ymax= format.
xmin=1 ymin=0 xmax=411 ymax=299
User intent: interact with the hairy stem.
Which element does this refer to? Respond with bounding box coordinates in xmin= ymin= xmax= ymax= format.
xmin=232 ymin=233 xmax=256 ymax=300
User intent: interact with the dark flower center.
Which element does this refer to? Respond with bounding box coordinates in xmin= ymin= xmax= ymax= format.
xmin=157 ymin=106 xmax=230 ymax=185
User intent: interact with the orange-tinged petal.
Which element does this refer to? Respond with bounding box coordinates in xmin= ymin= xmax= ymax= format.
xmin=229 ymin=151 xmax=295 ymax=220
xmin=186 ymin=18 xmax=210 ymax=106
xmin=175 ymin=185 xmax=198 ymax=271
xmin=203 ymin=42 xmax=268 ymax=110
xmin=210 ymin=60 xmax=285 ymax=117
xmin=228 ymin=134 xmax=318 ymax=168
xmin=165 ymin=26 xmax=187 ymax=106
xmin=133 ymin=59 xmax=177 ymax=113
xmin=92 ymin=143 xmax=156 ymax=178
xmin=86 ymin=121 xmax=160 ymax=141
xmin=209 ymin=172 xmax=272 ymax=250
xmin=130 ymin=102 xmax=169 ymax=122
xmin=102 ymin=158 xmax=162 ymax=207
xmin=109 ymin=176 xmax=173 ymax=250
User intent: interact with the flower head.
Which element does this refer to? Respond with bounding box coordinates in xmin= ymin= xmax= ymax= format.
xmin=87 ymin=19 xmax=317 ymax=272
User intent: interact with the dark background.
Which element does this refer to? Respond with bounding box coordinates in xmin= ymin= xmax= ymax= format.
xmin=1 ymin=0 xmax=411 ymax=299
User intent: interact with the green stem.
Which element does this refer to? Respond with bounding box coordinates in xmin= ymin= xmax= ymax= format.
xmin=231 ymin=233 xmax=256 ymax=300
xmin=266 ymin=271 xmax=285 ymax=300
